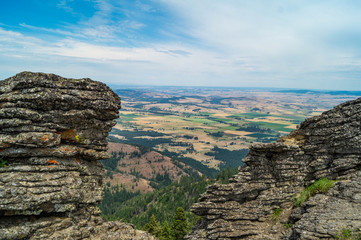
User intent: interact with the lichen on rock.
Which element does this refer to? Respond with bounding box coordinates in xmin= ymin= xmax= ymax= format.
xmin=0 ymin=72 xmax=155 ymax=240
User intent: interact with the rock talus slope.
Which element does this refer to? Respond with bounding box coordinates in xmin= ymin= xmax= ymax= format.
xmin=186 ymin=97 xmax=361 ymax=239
xmin=0 ymin=72 xmax=155 ymax=240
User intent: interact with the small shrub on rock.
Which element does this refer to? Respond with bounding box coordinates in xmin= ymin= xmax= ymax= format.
xmin=333 ymin=227 xmax=361 ymax=240
xmin=293 ymin=178 xmax=336 ymax=207
xmin=0 ymin=158 xmax=7 ymax=168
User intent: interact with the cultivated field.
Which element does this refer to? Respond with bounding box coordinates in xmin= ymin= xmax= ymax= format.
xmin=109 ymin=87 xmax=359 ymax=170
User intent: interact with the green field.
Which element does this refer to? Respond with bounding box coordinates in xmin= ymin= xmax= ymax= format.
xmin=184 ymin=117 xmax=219 ymax=125
xmin=231 ymin=113 xmax=271 ymax=119
xmin=246 ymin=133 xmax=275 ymax=138
xmin=118 ymin=113 xmax=140 ymax=122
xmin=110 ymin=87 xmax=347 ymax=170
xmin=248 ymin=121 xmax=293 ymax=132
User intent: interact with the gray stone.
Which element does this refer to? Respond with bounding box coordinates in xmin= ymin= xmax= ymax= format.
xmin=186 ymin=97 xmax=361 ymax=239
xmin=0 ymin=72 xmax=154 ymax=240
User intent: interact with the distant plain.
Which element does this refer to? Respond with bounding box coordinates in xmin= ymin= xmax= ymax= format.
xmin=109 ymin=87 xmax=360 ymax=170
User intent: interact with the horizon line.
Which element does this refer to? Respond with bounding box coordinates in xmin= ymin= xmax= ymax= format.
xmin=108 ymin=84 xmax=361 ymax=94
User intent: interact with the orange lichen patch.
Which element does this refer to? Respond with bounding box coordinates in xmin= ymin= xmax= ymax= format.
xmin=60 ymin=129 xmax=77 ymax=141
xmin=52 ymin=145 xmax=78 ymax=156
xmin=64 ymin=148 xmax=72 ymax=154
xmin=37 ymin=134 xmax=59 ymax=145
xmin=0 ymin=143 xmax=11 ymax=148
xmin=41 ymin=135 xmax=49 ymax=142
xmin=47 ymin=159 xmax=58 ymax=164
xmin=0 ymin=149 xmax=5 ymax=153
xmin=48 ymin=166 xmax=52 ymax=168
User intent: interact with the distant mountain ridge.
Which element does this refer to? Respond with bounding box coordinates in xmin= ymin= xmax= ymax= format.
xmin=275 ymin=89 xmax=361 ymax=95
xmin=112 ymin=85 xmax=361 ymax=97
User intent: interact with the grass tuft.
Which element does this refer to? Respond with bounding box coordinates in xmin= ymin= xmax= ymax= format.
xmin=293 ymin=178 xmax=336 ymax=207
xmin=0 ymin=158 xmax=7 ymax=168
xmin=284 ymin=223 xmax=292 ymax=229
xmin=272 ymin=208 xmax=283 ymax=223
xmin=333 ymin=227 xmax=361 ymax=240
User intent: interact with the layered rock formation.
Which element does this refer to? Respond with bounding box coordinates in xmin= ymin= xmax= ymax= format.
xmin=186 ymin=97 xmax=361 ymax=239
xmin=0 ymin=72 xmax=154 ymax=240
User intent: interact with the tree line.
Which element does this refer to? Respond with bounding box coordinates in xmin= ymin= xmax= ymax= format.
xmin=144 ymin=207 xmax=189 ymax=240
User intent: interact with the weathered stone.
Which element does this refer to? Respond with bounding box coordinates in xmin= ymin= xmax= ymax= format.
xmin=0 ymin=72 xmax=154 ymax=240
xmin=288 ymin=171 xmax=361 ymax=239
xmin=0 ymin=207 xmax=155 ymax=240
xmin=186 ymin=97 xmax=361 ymax=239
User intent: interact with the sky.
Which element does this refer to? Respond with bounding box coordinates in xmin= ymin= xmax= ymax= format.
xmin=0 ymin=0 xmax=361 ymax=90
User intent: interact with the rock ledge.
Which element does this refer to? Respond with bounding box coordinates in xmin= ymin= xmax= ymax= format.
xmin=0 ymin=72 xmax=154 ymax=240
xmin=186 ymin=97 xmax=361 ymax=240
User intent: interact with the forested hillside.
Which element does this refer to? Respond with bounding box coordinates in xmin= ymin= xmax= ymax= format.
xmin=101 ymin=142 xmax=199 ymax=193
xmin=99 ymin=168 xmax=239 ymax=234
xmin=101 ymin=175 xmax=210 ymax=228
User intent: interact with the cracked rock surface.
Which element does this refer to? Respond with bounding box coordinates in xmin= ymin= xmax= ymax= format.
xmin=0 ymin=72 xmax=155 ymax=240
xmin=186 ymin=97 xmax=361 ymax=240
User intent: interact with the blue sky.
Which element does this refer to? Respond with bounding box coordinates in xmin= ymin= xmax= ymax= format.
xmin=0 ymin=0 xmax=361 ymax=90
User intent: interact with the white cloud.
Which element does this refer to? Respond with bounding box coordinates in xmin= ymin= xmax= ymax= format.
xmin=0 ymin=27 xmax=232 ymax=86
xmin=158 ymin=0 xmax=361 ymax=75
xmin=57 ymin=0 xmax=75 ymax=13
xmin=1 ymin=1 xmax=361 ymax=90
xmin=19 ymin=23 xmax=86 ymax=38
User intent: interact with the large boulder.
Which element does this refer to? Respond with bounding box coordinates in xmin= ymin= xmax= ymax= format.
xmin=0 ymin=72 xmax=155 ymax=240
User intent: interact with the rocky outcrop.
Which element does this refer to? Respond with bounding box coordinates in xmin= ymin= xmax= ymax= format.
xmin=0 ymin=72 xmax=155 ymax=239
xmin=186 ymin=98 xmax=361 ymax=239
xmin=289 ymin=172 xmax=361 ymax=239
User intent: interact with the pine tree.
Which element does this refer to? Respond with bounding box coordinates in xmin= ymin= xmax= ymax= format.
xmin=160 ymin=220 xmax=172 ymax=240
xmin=144 ymin=214 xmax=161 ymax=237
xmin=171 ymin=207 xmax=190 ymax=240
